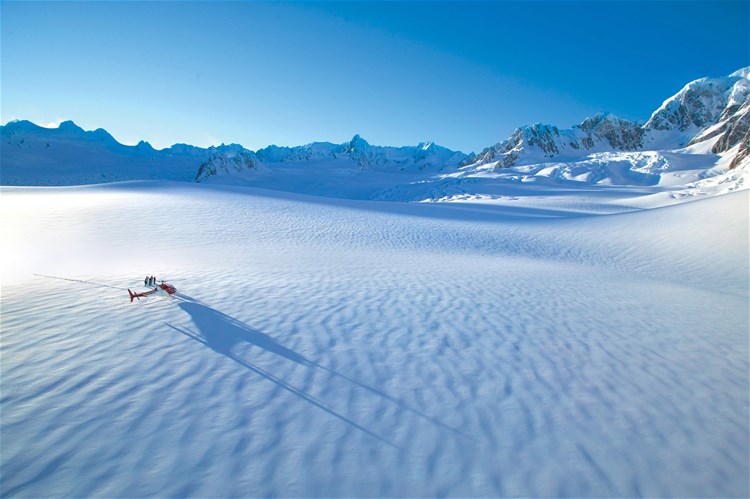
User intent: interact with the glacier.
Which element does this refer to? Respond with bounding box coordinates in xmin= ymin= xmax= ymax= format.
xmin=1 ymin=181 xmax=747 ymax=497
xmin=1 ymin=68 xmax=748 ymax=498
xmin=2 ymin=68 xmax=749 ymax=204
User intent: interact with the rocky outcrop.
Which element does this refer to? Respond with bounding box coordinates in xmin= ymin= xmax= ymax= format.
xmin=464 ymin=115 xmax=644 ymax=169
xmin=195 ymin=148 xmax=262 ymax=182
xmin=647 ymin=69 xmax=749 ymax=136
xmin=728 ymin=129 xmax=750 ymax=170
xmin=464 ymin=68 xmax=749 ymax=170
xmin=575 ymin=113 xmax=645 ymax=151
xmin=257 ymin=134 xmax=468 ymax=172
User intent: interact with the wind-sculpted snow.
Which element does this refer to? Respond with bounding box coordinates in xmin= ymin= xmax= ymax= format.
xmin=1 ymin=182 xmax=747 ymax=497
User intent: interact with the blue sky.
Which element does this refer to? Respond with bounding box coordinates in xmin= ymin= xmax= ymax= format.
xmin=1 ymin=1 xmax=748 ymax=153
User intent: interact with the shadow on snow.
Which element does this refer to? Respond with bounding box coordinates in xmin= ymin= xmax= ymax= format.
xmin=166 ymin=293 xmax=467 ymax=449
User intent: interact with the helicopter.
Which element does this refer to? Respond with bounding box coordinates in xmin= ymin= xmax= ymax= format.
xmin=128 ymin=281 xmax=177 ymax=302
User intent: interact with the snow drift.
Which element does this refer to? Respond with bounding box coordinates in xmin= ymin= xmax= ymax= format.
xmin=1 ymin=182 xmax=748 ymax=497
xmin=1 ymin=67 xmax=749 ymax=498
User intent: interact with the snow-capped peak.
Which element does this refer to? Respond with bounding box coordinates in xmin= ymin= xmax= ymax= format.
xmin=344 ymin=134 xmax=371 ymax=152
xmin=461 ymin=68 xmax=749 ymax=171
xmin=194 ymin=147 xmax=262 ymax=183
xmin=464 ymin=114 xmax=645 ymax=169
xmin=645 ymin=69 xmax=749 ymax=132
xmin=3 ymin=68 xmax=747 ymax=193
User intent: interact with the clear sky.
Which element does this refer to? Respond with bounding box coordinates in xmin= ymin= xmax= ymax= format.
xmin=1 ymin=1 xmax=748 ymax=153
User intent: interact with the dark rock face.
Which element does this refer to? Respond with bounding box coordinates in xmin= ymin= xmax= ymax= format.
xmin=576 ymin=114 xmax=645 ymax=151
xmin=712 ymin=102 xmax=750 ymax=155
xmin=646 ymin=80 xmax=729 ymax=131
xmin=195 ymin=149 xmax=260 ymax=182
xmin=646 ymin=71 xmax=749 ymax=150
xmin=463 ymin=69 xmax=749 ymax=170
xmin=464 ymin=115 xmax=645 ymax=169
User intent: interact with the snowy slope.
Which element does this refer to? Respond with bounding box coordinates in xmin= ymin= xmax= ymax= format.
xmin=463 ymin=114 xmax=647 ymax=169
xmin=1 ymin=182 xmax=748 ymax=497
xmin=645 ymin=67 xmax=750 ymax=145
xmin=256 ymin=135 xmax=467 ymax=172
xmin=3 ymin=68 xmax=748 ymax=204
xmin=464 ymin=67 xmax=750 ymax=170
xmin=0 ymin=120 xmax=210 ymax=184
xmin=0 ymin=122 xmax=467 ymax=188
xmin=192 ymin=135 xmax=470 ymax=195
xmin=446 ymin=69 xmax=750 ymax=203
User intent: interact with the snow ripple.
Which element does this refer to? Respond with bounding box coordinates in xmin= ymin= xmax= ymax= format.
xmin=1 ymin=184 xmax=747 ymax=497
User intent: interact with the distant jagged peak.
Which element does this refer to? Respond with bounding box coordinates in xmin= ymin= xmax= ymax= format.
xmin=464 ymin=67 xmax=749 ymax=170
xmin=514 ymin=122 xmax=560 ymax=138
xmin=58 ymin=120 xmax=85 ymax=133
xmin=576 ymin=112 xmax=612 ymax=130
xmin=1 ymin=118 xmax=127 ymax=149
xmin=576 ymin=112 xmax=639 ymax=131
xmin=87 ymin=127 xmax=118 ymax=146
xmin=92 ymin=127 xmax=113 ymax=137
xmin=4 ymin=118 xmax=38 ymax=128
xmin=645 ymin=68 xmax=750 ymax=132
xmin=195 ymin=147 xmax=262 ymax=182
xmin=256 ymin=141 xmax=339 ymax=163
xmin=464 ymin=114 xmax=647 ymax=169
xmin=574 ymin=113 xmax=645 ymax=151
xmin=136 ymin=139 xmax=155 ymax=151
xmin=344 ymin=134 xmax=371 ymax=152
xmin=730 ymin=67 xmax=750 ymax=79
xmin=1 ymin=119 xmax=44 ymax=134
xmin=165 ymin=143 xmax=201 ymax=154
xmin=207 ymin=143 xmax=247 ymax=154
xmin=485 ymin=122 xmax=561 ymax=152
xmin=509 ymin=123 xmax=563 ymax=151
xmin=726 ymin=76 xmax=750 ymax=109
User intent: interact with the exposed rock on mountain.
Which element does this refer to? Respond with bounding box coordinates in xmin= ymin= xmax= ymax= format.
xmin=2 ymin=68 xmax=747 ymax=193
xmin=463 ymin=114 xmax=645 ymax=169
xmin=195 ymin=148 xmax=262 ymax=182
xmin=1 ymin=121 xmax=466 ymax=185
xmin=462 ymin=68 xmax=749 ymax=171
xmin=646 ymin=69 xmax=749 ymax=133
xmin=255 ymin=134 xmax=467 ymax=172
xmin=575 ymin=113 xmax=645 ymax=151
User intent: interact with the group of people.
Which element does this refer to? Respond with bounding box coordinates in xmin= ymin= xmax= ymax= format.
xmin=144 ymin=275 xmax=158 ymax=287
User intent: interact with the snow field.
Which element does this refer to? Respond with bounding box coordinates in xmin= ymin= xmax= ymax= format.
xmin=1 ymin=182 xmax=748 ymax=497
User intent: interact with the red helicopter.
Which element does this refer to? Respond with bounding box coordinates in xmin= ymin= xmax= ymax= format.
xmin=128 ymin=281 xmax=177 ymax=302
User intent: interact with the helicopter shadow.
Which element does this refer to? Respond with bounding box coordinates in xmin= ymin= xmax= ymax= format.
xmin=174 ymin=296 xmax=307 ymax=364
xmin=166 ymin=293 xmax=466 ymax=447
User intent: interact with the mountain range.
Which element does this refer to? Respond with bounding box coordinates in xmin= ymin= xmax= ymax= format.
xmin=1 ymin=68 xmax=748 ymax=200
xmin=461 ymin=68 xmax=749 ymax=170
